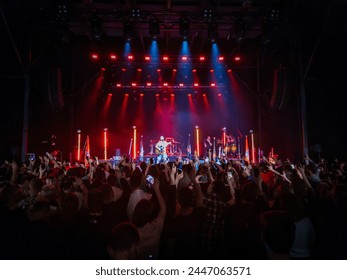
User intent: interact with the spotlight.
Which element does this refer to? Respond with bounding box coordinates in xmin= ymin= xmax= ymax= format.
xmin=208 ymin=21 xmax=218 ymax=42
xmin=109 ymin=54 xmax=117 ymax=60
xmin=234 ymin=56 xmax=241 ymax=61
xmin=199 ymin=56 xmax=205 ymax=61
xmin=210 ymin=83 xmax=216 ymax=87
xmin=140 ymin=93 xmax=144 ymax=97
xmin=163 ymin=83 xmax=168 ymax=87
xmin=144 ymin=55 xmax=151 ymax=61
xmin=194 ymin=83 xmax=199 ymax=87
xmin=182 ymin=56 xmax=188 ymax=61
xmin=90 ymin=12 xmax=104 ymax=42
xmin=90 ymin=53 xmax=99 ymax=60
xmin=149 ymin=18 xmax=160 ymax=38
xmin=179 ymin=16 xmax=190 ymax=39
xmin=218 ymin=56 xmax=224 ymax=61
xmin=192 ymin=69 xmax=197 ymax=73
xmin=128 ymin=54 xmax=134 ymax=60
xmin=116 ymin=83 xmax=122 ymax=87
xmin=163 ymin=55 xmax=169 ymax=61
xmin=137 ymin=68 xmax=142 ymax=72
xmin=131 ymin=8 xmax=141 ymax=19
xmin=179 ymin=83 xmax=184 ymax=87
xmin=146 ymin=82 xmax=152 ymax=86
xmin=123 ymin=20 xmax=135 ymax=40
xmin=131 ymin=82 xmax=137 ymax=87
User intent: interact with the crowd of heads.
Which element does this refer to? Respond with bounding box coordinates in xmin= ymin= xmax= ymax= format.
xmin=0 ymin=151 xmax=346 ymax=259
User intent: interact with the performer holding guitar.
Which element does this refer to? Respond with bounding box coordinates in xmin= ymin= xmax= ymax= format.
xmin=155 ymin=136 xmax=171 ymax=163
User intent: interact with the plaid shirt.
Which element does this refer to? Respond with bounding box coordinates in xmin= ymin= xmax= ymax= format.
xmin=202 ymin=193 xmax=228 ymax=251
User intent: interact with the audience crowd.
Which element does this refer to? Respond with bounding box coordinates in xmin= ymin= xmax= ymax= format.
xmin=0 ymin=151 xmax=346 ymax=260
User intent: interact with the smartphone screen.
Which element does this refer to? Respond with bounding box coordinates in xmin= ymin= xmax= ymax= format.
xmin=146 ymin=175 xmax=154 ymax=187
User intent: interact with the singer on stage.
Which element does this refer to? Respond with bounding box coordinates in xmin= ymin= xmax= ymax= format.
xmin=155 ymin=136 xmax=171 ymax=163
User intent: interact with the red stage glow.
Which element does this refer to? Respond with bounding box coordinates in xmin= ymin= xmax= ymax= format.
xmin=171 ymin=93 xmax=175 ymax=97
xmin=199 ymin=56 xmax=205 ymax=61
xmin=108 ymin=93 xmax=113 ymax=96
xmin=145 ymin=56 xmax=151 ymax=61
xmin=234 ymin=56 xmax=241 ymax=61
xmin=194 ymin=83 xmax=199 ymax=87
xmin=128 ymin=55 xmax=134 ymax=60
xmin=91 ymin=53 xmax=99 ymax=60
xmin=218 ymin=93 xmax=222 ymax=97
xmin=188 ymin=93 xmax=192 ymax=97
xmin=155 ymin=93 xmax=160 ymax=97
xmin=218 ymin=56 xmax=224 ymax=61
xmin=137 ymin=68 xmax=142 ymax=72
xmin=227 ymin=69 xmax=232 ymax=73
xmin=202 ymin=93 xmax=207 ymax=96
xmin=210 ymin=83 xmax=216 ymax=87
xmin=179 ymin=83 xmax=184 ymax=87
xmin=140 ymin=93 xmax=144 ymax=97
xmin=157 ymin=69 xmax=161 ymax=72
xmin=210 ymin=69 xmax=214 ymax=73
xmin=110 ymin=54 xmax=117 ymax=60
xmin=182 ymin=56 xmax=188 ymax=61
xmin=116 ymin=83 xmax=121 ymax=87
xmin=125 ymin=93 xmax=129 ymax=96
xmin=172 ymin=68 xmax=177 ymax=72
xmin=131 ymin=82 xmax=137 ymax=87
xmin=121 ymin=68 xmax=127 ymax=72
xmin=101 ymin=67 xmax=106 ymax=72
xmin=163 ymin=83 xmax=168 ymax=87
xmin=163 ymin=56 xmax=169 ymax=61
xmin=146 ymin=82 xmax=152 ymax=86
xmin=192 ymin=69 xmax=197 ymax=72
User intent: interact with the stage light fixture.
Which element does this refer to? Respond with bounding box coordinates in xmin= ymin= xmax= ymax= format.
xmin=131 ymin=82 xmax=137 ymax=87
xmin=208 ymin=21 xmax=218 ymax=42
xmin=91 ymin=53 xmax=99 ymax=60
xmin=109 ymin=54 xmax=117 ymax=60
xmin=179 ymin=83 xmax=184 ymax=87
xmin=137 ymin=68 xmax=142 ymax=72
xmin=210 ymin=83 xmax=216 ymax=87
xmin=149 ymin=18 xmax=160 ymax=38
xmin=182 ymin=56 xmax=188 ymax=61
xmin=234 ymin=56 xmax=241 ymax=61
xmin=163 ymin=83 xmax=168 ymax=87
xmin=128 ymin=54 xmax=134 ymax=60
xmin=163 ymin=55 xmax=169 ymax=61
xmin=210 ymin=69 xmax=214 ymax=73
xmin=90 ymin=12 xmax=104 ymax=42
xmin=218 ymin=56 xmax=224 ymax=61
xmin=199 ymin=56 xmax=205 ymax=61
xmin=116 ymin=83 xmax=122 ymax=87
xmin=146 ymin=82 xmax=152 ymax=86
xmin=179 ymin=16 xmax=190 ymax=39
xmin=194 ymin=83 xmax=199 ymax=87
xmin=157 ymin=69 xmax=161 ymax=72
xmin=192 ymin=69 xmax=197 ymax=73
xmin=145 ymin=56 xmax=151 ymax=61
xmin=123 ymin=20 xmax=135 ymax=40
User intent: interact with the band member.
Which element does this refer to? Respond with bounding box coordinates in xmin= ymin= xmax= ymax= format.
xmin=204 ymin=136 xmax=213 ymax=158
xmin=155 ymin=136 xmax=171 ymax=163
